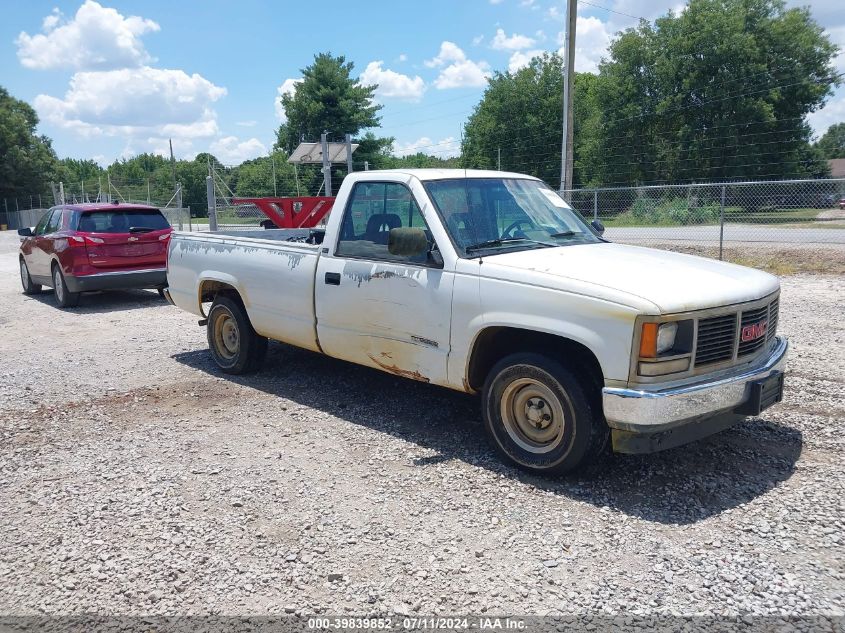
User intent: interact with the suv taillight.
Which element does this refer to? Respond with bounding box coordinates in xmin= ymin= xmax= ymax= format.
xmin=68 ymin=234 xmax=104 ymax=247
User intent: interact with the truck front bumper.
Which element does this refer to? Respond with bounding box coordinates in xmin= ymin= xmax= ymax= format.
xmin=602 ymin=336 xmax=788 ymax=454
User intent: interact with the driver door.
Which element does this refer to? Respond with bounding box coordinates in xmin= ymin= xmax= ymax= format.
xmin=315 ymin=181 xmax=454 ymax=386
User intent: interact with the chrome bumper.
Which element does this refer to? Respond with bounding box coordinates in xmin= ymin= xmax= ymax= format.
xmin=603 ymin=336 xmax=788 ymax=431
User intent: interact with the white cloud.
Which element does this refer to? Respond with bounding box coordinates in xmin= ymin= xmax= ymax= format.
xmin=360 ymin=61 xmax=426 ymax=101
xmin=808 ymin=94 xmax=845 ymax=136
xmin=394 ymin=136 xmax=460 ymax=158
xmin=425 ymin=41 xmax=467 ymax=68
xmin=275 ymin=78 xmax=301 ymax=122
xmin=508 ymin=49 xmax=546 ymax=73
xmin=556 ymin=16 xmax=612 ymax=74
xmin=472 ymin=34 xmax=485 ymax=46
xmin=426 ymin=42 xmax=491 ymax=89
xmin=236 ymin=120 xmax=257 ymax=127
xmin=42 ymin=8 xmax=62 ymax=31
xmin=521 ymin=0 xmax=537 ymax=7
xmin=398 ymin=53 xmax=408 ymax=62
xmin=489 ymin=0 xmax=505 ymax=4
xmin=34 ymin=67 xmax=226 ymax=142
xmin=210 ymin=136 xmax=268 ymax=164
xmin=16 ymin=0 xmax=160 ymax=71
xmin=491 ymin=28 xmax=537 ymax=51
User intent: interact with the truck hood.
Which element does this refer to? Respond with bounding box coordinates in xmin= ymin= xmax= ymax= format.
xmin=480 ymin=242 xmax=779 ymax=314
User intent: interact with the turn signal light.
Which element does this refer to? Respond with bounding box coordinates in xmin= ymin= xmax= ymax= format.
xmin=639 ymin=323 xmax=658 ymax=358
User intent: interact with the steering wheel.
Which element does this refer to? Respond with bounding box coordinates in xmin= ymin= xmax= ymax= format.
xmin=501 ymin=219 xmax=535 ymax=239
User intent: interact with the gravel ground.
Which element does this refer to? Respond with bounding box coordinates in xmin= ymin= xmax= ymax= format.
xmin=0 ymin=230 xmax=843 ymax=619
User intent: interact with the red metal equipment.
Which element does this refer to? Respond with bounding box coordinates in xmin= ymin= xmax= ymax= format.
xmin=231 ymin=196 xmax=335 ymax=229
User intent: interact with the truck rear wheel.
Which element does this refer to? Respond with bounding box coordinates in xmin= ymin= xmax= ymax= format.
xmin=481 ymin=352 xmax=607 ymax=475
xmin=207 ymin=295 xmax=267 ymax=374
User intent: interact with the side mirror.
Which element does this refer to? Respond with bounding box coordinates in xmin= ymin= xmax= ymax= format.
xmin=388 ymin=227 xmax=428 ymax=257
xmin=18 ymin=227 xmax=34 ymax=237
xmin=590 ymin=219 xmax=605 ymax=236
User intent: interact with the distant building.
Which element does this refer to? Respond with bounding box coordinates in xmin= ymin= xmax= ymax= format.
xmin=829 ymin=159 xmax=845 ymax=178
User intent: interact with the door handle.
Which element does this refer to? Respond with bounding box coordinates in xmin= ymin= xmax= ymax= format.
xmin=324 ymin=272 xmax=341 ymax=286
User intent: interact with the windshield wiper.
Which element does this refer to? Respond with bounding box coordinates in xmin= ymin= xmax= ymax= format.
xmin=549 ymin=230 xmax=576 ymax=238
xmin=465 ymin=237 xmax=532 ymax=252
xmin=129 ymin=226 xmax=155 ymax=233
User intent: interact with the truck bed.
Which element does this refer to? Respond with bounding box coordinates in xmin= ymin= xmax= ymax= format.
xmin=210 ymin=228 xmax=325 ymax=244
xmin=166 ymin=227 xmax=325 ymax=353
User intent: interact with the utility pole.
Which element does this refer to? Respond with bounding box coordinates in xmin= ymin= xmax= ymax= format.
xmin=169 ymin=139 xmax=177 ymax=188
xmin=559 ymin=0 xmax=577 ymax=195
xmin=345 ymin=133 xmax=354 ymax=175
xmin=271 ymin=152 xmax=278 ymax=196
xmin=497 ymin=147 xmax=501 ymax=171
xmin=321 ymin=131 xmax=332 ymax=197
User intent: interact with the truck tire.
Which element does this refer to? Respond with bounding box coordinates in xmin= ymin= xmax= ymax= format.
xmin=20 ymin=258 xmax=41 ymax=295
xmin=52 ymin=263 xmax=80 ymax=308
xmin=207 ymin=295 xmax=267 ymax=374
xmin=481 ymin=352 xmax=608 ymax=475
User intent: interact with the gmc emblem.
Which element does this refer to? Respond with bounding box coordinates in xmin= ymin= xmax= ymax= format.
xmin=741 ymin=320 xmax=768 ymax=342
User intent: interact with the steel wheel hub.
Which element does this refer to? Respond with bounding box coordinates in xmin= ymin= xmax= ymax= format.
xmin=214 ymin=310 xmax=240 ymax=360
xmin=500 ymin=377 xmax=569 ymax=454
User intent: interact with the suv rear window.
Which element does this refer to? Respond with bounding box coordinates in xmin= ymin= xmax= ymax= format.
xmin=77 ymin=209 xmax=170 ymax=233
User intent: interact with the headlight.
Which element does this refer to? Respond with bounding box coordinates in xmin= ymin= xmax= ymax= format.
xmin=656 ymin=322 xmax=678 ymax=354
xmin=638 ymin=322 xmax=681 ymax=358
xmin=637 ymin=319 xmax=693 ymax=377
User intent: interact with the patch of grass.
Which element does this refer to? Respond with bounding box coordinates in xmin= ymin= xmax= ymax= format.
xmin=724 ymin=207 xmax=823 ymax=224
xmin=598 ymin=206 xmax=832 ymax=228
xmin=649 ymin=244 xmax=845 ymax=275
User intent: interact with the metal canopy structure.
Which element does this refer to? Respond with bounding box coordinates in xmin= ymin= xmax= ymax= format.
xmin=288 ymin=142 xmax=359 ymax=164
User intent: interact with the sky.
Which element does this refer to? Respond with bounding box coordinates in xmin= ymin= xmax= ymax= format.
xmin=1 ymin=0 xmax=843 ymax=167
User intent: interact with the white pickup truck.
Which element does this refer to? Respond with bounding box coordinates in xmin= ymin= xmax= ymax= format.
xmin=164 ymin=169 xmax=787 ymax=474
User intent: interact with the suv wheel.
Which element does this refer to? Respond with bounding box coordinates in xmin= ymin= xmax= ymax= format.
xmin=20 ymin=259 xmax=41 ymax=295
xmin=52 ymin=264 xmax=80 ymax=308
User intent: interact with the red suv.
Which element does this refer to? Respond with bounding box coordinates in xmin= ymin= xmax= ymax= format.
xmin=18 ymin=202 xmax=172 ymax=307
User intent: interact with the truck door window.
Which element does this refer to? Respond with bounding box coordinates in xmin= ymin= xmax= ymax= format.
xmin=336 ymin=182 xmax=434 ymax=265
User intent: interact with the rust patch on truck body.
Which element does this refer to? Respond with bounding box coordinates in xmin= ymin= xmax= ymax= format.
xmin=367 ymin=354 xmax=430 ymax=383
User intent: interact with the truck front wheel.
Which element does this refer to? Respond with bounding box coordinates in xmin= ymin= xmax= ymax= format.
xmin=481 ymin=353 xmax=608 ymax=475
xmin=207 ymin=296 xmax=267 ymax=374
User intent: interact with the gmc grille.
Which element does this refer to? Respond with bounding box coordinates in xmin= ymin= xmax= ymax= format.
xmin=694 ymin=296 xmax=779 ymax=368
xmin=695 ymin=314 xmax=736 ymax=365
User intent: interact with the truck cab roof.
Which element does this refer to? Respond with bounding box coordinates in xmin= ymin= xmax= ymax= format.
xmin=354 ymin=169 xmax=542 ymax=182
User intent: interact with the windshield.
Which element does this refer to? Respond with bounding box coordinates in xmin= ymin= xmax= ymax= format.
xmin=424 ymin=178 xmax=600 ymax=256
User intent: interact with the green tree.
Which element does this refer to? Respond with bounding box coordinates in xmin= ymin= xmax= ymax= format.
xmin=585 ymin=0 xmax=839 ymax=185
xmin=234 ymin=151 xmax=299 ymax=197
xmin=462 ymin=53 xmax=599 ymax=188
xmin=815 ymin=122 xmax=845 ymax=159
xmin=383 ymin=152 xmax=461 ymax=169
xmin=0 ymin=86 xmax=59 ymax=201
xmin=275 ymin=53 xmax=387 ymax=152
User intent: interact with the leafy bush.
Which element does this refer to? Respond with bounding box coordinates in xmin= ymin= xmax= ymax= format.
xmin=616 ymin=197 xmax=720 ymax=225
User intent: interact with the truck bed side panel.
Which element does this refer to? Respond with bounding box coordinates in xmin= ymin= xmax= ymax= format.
xmin=167 ymin=233 xmax=321 ymax=352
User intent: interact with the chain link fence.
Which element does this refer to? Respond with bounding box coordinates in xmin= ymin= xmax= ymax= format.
xmin=563 ymin=178 xmax=845 ymax=255
xmin=1 ymin=178 xmax=191 ymax=231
